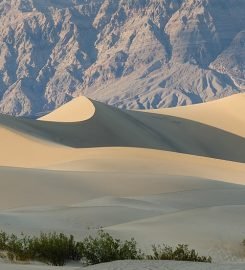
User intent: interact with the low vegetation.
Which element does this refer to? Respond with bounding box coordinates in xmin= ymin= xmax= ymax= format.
xmin=0 ymin=231 xmax=80 ymax=266
xmin=0 ymin=230 xmax=212 ymax=266
xmin=79 ymin=231 xmax=143 ymax=265
xmin=148 ymin=244 xmax=212 ymax=263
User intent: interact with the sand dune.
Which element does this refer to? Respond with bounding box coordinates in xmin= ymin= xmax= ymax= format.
xmin=107 ymin=205 xmax=245 ymax=260
xmin=1 ymin=158 xmax=244 ymax=209
xmin=39 ymin=96 xmax=95 ymax=122
xmin=86 ymin=261 xmax=245 ymax=270
xmin=1 ymin=260 xmax=245 ymax=270
xmin=148 ymin=93 xmax=245 ymax=137
xmin=1 ymin=167 xmax=245 ymax=262
xmin=0 ymin=263 xmax=72 ymax=270
xmin=0 ymin=96 xmax=244 ymax=166
xmin=0 ymin=94 xmax=244 ymax=268
xmin=38 ymin=97 xmax=245 ymax=163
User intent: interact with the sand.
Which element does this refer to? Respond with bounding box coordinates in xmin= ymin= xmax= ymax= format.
xmin=148 ymin=93 xmax=245 ymax=137
xmin=0 ymin=96 xmax=244 ymax=169
xmin=1 ymin=260 xmax=245 ymax=270
xmin=84 ymin=260 xmax=245 ymax=270
xmin=39 ymin=96 xmax=95 ymax=122
xmin=0 ymin=93 xmax=244 ymax=269
xmin=1 ymin=168 xmax=244 ymax=261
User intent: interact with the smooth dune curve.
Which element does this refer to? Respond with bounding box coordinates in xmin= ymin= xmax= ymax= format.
xmin=0 ymin=148 xmax=245 ymax=209
xmin=0 ymin=97 xmax=244 ymax=163
xmin=38 ymin=96 xmax=95 ymax=122
xmin=147 ymin=93 xmax=245 ymax=137
xmin=0 ymin=94 xmax=245 ymax=266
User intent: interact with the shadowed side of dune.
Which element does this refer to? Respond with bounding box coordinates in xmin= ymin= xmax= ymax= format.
xmin=0 ymin=99 xmax=244 ymax=163
xmin=2 ymin=165 xmax=243 ymax=209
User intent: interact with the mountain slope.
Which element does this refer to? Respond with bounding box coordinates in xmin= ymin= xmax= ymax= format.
xmin=0 ymin=0 xmax=244 ymax=116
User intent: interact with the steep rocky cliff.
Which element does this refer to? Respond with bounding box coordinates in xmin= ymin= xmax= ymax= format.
xmin=0 ymin=0 xmax=244 ymax=116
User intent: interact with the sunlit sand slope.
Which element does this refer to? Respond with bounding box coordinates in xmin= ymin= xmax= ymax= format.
xmin=0 ymin=95 xmax=244 ymax=266
xmin=148 ymin=93 xmax=245 ymax=137
xmin=0 ymin=96 xmax=244 ymax=164
xmin=39 ymin=96 xmax=95 ymax=122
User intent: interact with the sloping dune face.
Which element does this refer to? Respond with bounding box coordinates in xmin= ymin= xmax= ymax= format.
xmin=0 ymin=93 xmax=244 ymax=168
xmin=0 ymin=94 xmax=245 ymax=266
xmin=148 ymin=93 xmax=245 ymax=137
xmin=0 ymin=94 xmax=244 ymax=163
xmin=39 ymin=96 xmax=95 ymax=122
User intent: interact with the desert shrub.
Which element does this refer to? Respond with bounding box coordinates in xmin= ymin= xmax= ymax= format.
xmin=78 ymin=230 xmax=143 ymax=265
xmin=27 ymin=233 xmax=81 ymax=266
xmin=0 ymin=231 xmax=8 ymax=250
xmin=148 ymin=244 xmax=212 ymax=263
xmin=0 ymin=232 xmax=31 ymax=262
xmin=0 ymin=230 xmax=212 ymax=266
xmin=0 ymin=231 xmax=80 ymax=266
xmin=7 ymin=233 xmax=31 ymax=261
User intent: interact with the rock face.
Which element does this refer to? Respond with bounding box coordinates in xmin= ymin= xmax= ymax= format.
xmin=0 ymin=0 xmax=244 ymax=116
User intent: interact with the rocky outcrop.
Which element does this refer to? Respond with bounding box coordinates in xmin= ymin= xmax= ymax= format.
xmin=0 ymin=0 xmax=244 ymax=116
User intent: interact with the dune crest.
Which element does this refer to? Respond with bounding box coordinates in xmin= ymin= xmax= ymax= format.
xmin=38 ymin=96 xmax=95 ymax=122
xmin=0 ymin=94 xmax=245 ymax=266
xmin=0 ymin=94 xmax=244 ymax=165
xmin=147 ymin=93 xmax=245 ymax=137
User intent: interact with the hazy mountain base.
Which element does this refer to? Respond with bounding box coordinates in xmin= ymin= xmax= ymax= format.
xmin=0 ymin=0 xmax=244 ymax=116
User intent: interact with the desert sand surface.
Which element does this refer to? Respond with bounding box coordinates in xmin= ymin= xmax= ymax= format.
xmin=78 ymin=260 xmax=245 ymax=270
xmin=0 ymin=95 xmax=244 ymax=168
xmin=0 ymin=93 xmax=244 ymax=269
xmin=0 ymin=97 xmax=245 ymax=163
xmin=1 ymin=260 xmax=245 ymax=270
xmin=39 ymin=96 xmax=95 ymax=122
xmin=148 ymin=93 xmax=245 ymax=137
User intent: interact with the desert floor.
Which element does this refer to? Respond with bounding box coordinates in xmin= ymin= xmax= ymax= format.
xmin=0 ymin=94 xmax=244 ymax=269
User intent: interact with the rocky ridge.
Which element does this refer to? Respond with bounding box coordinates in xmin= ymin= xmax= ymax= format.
xmin=0 ymin=0 xmax=244 ymax=116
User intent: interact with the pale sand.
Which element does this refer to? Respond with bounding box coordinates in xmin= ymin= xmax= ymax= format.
xmin=0 ymin=261 xmax=245 ymax=270
xmin=81 ymin=260 xmax=245 ymax=270
xmin=1 ymin=260 xmax=245 ymax=270
xmin=0 ymin=168 xmax=244 ymax=261
xmin=147 ymin=93 xmax=245 ymax=137
xmin=0 ymin=95 xmax=244 ymax=168
xmin=0 ymin=94 xmax=244 ymax=268
xmin=39 ymin=96 xmax=95 ymax=122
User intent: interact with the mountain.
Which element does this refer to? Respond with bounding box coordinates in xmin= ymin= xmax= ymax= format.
xmin=0 ymin=0 xmax=244 ymax=116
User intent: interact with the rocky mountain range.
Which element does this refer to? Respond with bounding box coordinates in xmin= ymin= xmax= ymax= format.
xmin=0 ymin=0 xmax=244 ymax=116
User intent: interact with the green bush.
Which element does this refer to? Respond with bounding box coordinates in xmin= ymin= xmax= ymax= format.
xmin=0 ymin=231 xmax=80 ymax=266
xmin=0 ymin=230 xmax=212 ymax=266
xmin=78 ymin=230 xmax=143 ymax=265
xmin=0 ymin=231 xmax=8 ymax=250
xmin=28 ymin=233 xmax=81 ymax=266
xmin=148 ymin=244 xmax=212 ymax=263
